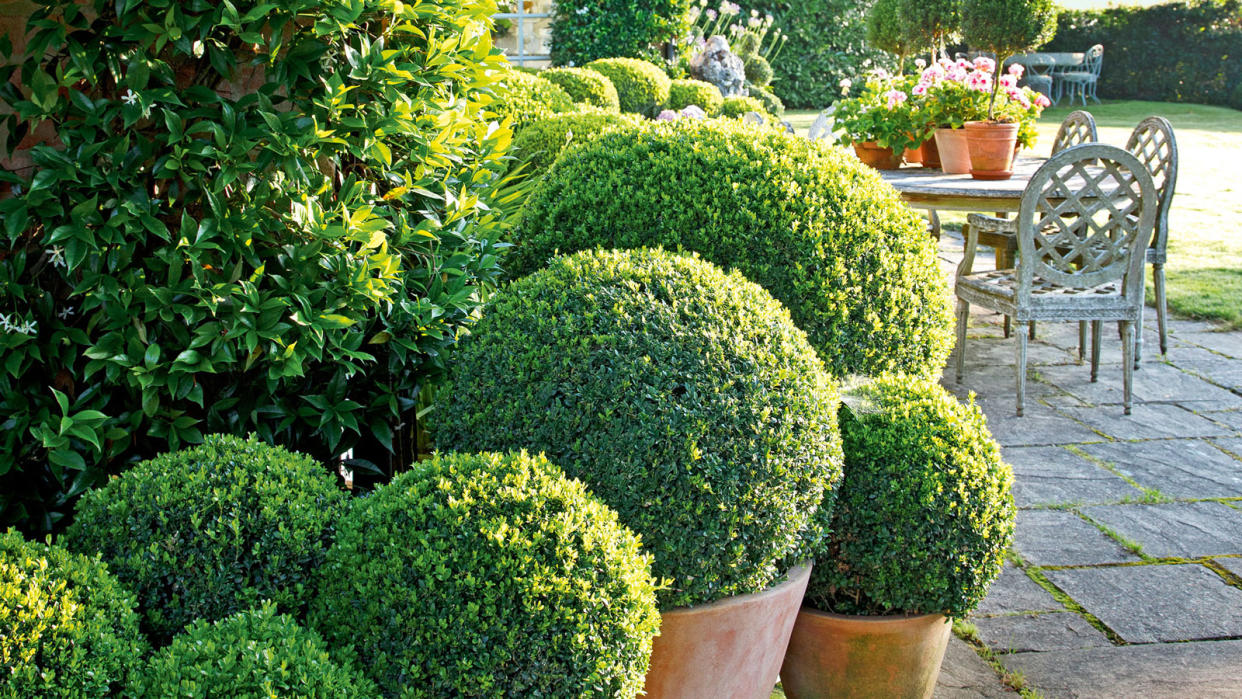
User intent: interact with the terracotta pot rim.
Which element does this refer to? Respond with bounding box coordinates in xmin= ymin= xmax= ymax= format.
xmin=797 ymin=606 xmax=947 ymax=626
xmin=661 ymin=562 xmax=813 ymax=616
xmin=963 ymin=120 xmax=1020 ymax=131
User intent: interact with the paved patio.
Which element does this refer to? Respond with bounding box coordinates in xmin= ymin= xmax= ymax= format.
xmin=930 ymin=234 xmax=1242 ymax=698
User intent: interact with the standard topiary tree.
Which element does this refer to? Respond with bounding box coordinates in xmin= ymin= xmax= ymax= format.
xmin=65 ymin=434 xmax=347 ymax=642
xmin=551 ymin=0 xmax=692 ymax=67
xmin=1 ymin=530 xmax=148 ymax=696
xmin=962 ymin=0 xmax=1059 ymax=117
xmin=433 ymin=249 xmax=844 ymax=610
xmin=585 ymin=57 xmax=672 ymax=117
xmin=489 ymin=70 xmax=580 ymax=130
xmin=310 ymin=451 xmax=661 ymax=698
xmin=868 ymin=0 xmax=914 ymax=69
xmin=510 ymin=120 xmax=954 ymax=378
xmin=899 ymin=0 xmax=962 ymax=61
xmin=511 ymin=111 xmax=640 ymax=174
xmin=132 ymin=605 xmax=376 ymax=698
xmin=667 ymin=78 xmax=725 ymax=115
xmin=541 ymin=67 xmax=621 ymax=111
xmin=806 ymin=376 xmax=1015 ymax=617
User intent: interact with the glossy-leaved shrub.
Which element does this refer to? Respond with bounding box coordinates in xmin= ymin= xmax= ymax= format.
xmin=433 ymin=249 xmax=844 ymax=609
xmin=511 ymin=111 xmax=639 ymax=175
xmin=541 ymin=67 xmax=621 ymax=111
xmin=551 ymin=0 xmax=691 ymax=67
xmin=719 ymin=94 xmax=769 ymax=119
xmin=133 ymin=605 xmax=376 ymax=698
xmin=311 ymin=451 xmax=660 ymax=698
xmin=65 ymin=435 xmax=347 ymax=642
xmin=0 ymin=529 xmax=147 ymax=696
xmin=0 ymin=0 xmax=512 ymax=531
xmin=585 ymin=57 xmax=672 ymax=117
xmin=511 ymin=119 xmax=954 ymax=378
xmin=489 ymin=69 xmax=580 ymax=130
xmin=666 ymin=78 xmax=724 ymax=115
xmin=806 ymin=376 xmax=1015 ymax=617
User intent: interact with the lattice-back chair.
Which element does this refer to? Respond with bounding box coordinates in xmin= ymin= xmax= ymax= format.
xmin=1052 ymin=110 xmax=1098 ymax=155
xmin=1059 ymin=44 xmax=1104 ymax=105
xmin=955 ymin=144 xmax=1157 ymax=416
xmin=1126 ymin=116 xmax=1178 ymax=364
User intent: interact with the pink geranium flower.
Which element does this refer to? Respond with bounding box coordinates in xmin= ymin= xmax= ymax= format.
xmin=999 ymin=74 xmax=1018 ymax=89
xmin=885 ymin=89 xmax=908 ymax=108
xmin=973 ymin=56 xmax=996 ymax=73
xmin=1034 ymin=93 xmax=1051 ymax=108
xmin=1008 ymin=63 xmax=1024 ymax=79
xmin=966 ymin=70 xmax=992 ymax=92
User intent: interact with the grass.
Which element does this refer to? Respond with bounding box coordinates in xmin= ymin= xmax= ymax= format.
xmin=786 ymin=100 xmax=1242 ymax=328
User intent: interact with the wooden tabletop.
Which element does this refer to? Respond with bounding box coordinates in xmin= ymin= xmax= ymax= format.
xmin=879 ymin=158 xmax=1048 ymax=212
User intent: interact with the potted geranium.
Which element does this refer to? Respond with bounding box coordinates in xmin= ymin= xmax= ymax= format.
xmin=779 ymin=377 xmax=1015 ymax=699
xmin=833 ymin=71 xmax=932 ymax=170
xmin=960 ymin=0 xmax=1058 ymax=178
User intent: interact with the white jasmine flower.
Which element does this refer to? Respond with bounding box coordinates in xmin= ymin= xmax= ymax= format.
xmin=122 ymin=89 xmax=139 ymax=105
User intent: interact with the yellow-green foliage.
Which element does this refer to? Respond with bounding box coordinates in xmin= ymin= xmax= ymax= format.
xmin=0 ymin=530 xmax=147 ymax=697
xmin=541 ymin=67 xmax=621 ymax=111
xmin=585 ymin=58 xmax=672 ymax=117
xmin=807 ymin=377 xmax=1015 ymax=617
xmin=512 ymin=110 xmax=640 ymax=174
xmin=310 ymin=451 xmax=661 ymax=698
xmin=489 ymin=70 xmax=580 ymax=129
xmin=667 ymin=79 xmax=724 ymax=115
xmin=720 ymin=94 xmax=769 ymax=118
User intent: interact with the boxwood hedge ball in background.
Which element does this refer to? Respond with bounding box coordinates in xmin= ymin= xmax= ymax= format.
xmin=1 ymin=530 xmax=148 ymax=696
xmin=512 ymin=111 xmax=640 ymax=175
xmin=310 ymin=451 xmax=660 ymax=698
xmin=585 ymin=58 xmax=672 ymax=117
xmin=133 ymin=605 xmax=375 ymax=698
xmin=511 ymin=119 xmax=954 ymax=378
xmin=489 ymin=70 xmax=580 ymax=129
xmin=667 ymin=78 xmax=725 ymax=115
xmin=65 ymin=434 xmax=347 ymax=642
xmin=541 ymin=67 xmax=622 ymax=111
xmin=806 ymin=376 xmax=1015 ymax=617
xmin=433 ymin=248 xmax=844 ymax=610
xmin=719 ymin=94 xmax=770 ymax=119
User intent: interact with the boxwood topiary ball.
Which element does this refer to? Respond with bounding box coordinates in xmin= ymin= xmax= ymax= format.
xmin=1 ymin=530 xmax=148 ymax=697
xmin=542 ymin=66 xmax=622 ymax=111
xmin=490 ymin=69 xmax=580 ymax=129
xmin=751 ymin=85 xmax=785 ymax=117
xmin=433 ymin=248 xmax=844 ymax=610
xmin=310 ymin=451 xmax=661 ymax=698
xmin=512 ymin=110 xmax=640 ymax=175
xmin=719 ymin=94 xmax=770 ymax=119
xmin=133 ymin=604 xmax=375 ymax=697
xmin=744 ymin=54 xmax=774 ymax=87
xmin=806 ymin=376 xmax=1015 ymax=617
xmin=65 ymin=434 xmax=347 ymax=642
xmin=510 ymin=119 xmax=953 ymax=378
xmin=585 ymin=57 xmax=672 ymax=117
xmin=667 ymin=78 xmax=725 ymax=115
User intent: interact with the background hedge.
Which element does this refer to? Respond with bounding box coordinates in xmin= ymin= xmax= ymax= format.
xmin=551 ymin=0 xmax=691 ymax=67
xmin=1044 ymin=0 xmax=1242 ymax=109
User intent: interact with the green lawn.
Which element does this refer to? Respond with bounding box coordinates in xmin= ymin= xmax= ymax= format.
xmin=787 ymin=101 xmax=1242 ymax=328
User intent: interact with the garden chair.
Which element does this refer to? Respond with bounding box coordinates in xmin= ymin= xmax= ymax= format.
xmin=1058 ymin=45 xmax=1103 ymax=106
xmin=954 ymin=144 xmax=1157 ymax=416
xmin=1126 ymin=116 xmax=1179 ymax=365
xmin=808 ymin=111 xmax=833 ymax=141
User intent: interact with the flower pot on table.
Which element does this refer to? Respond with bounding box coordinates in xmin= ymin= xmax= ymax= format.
xmin=918 ymin=137 xmax=941 ymax=169
xmin=964 ymin=121 xmax=1020 ymax=180
xmin=933 ymin=127 xmax=971 ymax=174
xmin=852 ymin=141 xmax=904 ymax=170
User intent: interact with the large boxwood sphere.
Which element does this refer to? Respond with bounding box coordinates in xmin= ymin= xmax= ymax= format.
xmin=806 ymin=376 xmax=1015 ymax=617
xmin=541 ymin=67 xmax=622 ymax=111
xmin=490 ymin=70 xmax=580 ymax=129
xmin=65 ymin=435 xmax=347 ymax=642
xmin=512 ymin=110 xmax=640 ymax=175
xmin=585 ymin=57 xmax=672 ymax=117
xmin=509 ymin=119 xmax=953 ymax=378
xmin=667 ymin=78 xmax=724 ymax=115
xmin=310 ymin=451 xmax=661 ymax=698
xmin=1 ymin=530 xmax=148 ymax=696
xmin=433 ymin=248 xmax=844 ymax=609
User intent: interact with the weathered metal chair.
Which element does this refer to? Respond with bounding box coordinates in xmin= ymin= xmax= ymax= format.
xmin=1051 ymin=110 xmax=1099 ymax=155
xmin=954 ymin=144 xmax=1157 ymax=416
xmin=1126 ymin=116 xmax=1178 ymax=365
xmin=1058 ymin=45 xmax=1104 ymax=106
xmin=807 ymin=110 xmax=833 ymax=141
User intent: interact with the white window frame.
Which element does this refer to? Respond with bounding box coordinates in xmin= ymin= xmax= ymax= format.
xmin=494 ymin=2 xmax=552 ymax=66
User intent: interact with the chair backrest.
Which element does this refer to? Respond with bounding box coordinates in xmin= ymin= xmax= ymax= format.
xmin=1015 ymin=144 xmax=1156 ymax=306
xmin=808 ymin=111 xmax=833 ymax=141
xmin=1125 ymin=116 xmax=1178 ymax=254
xmin=1051 ymin=110 xmax=1098 ymax=154
xmin=1083 ymin=44 xmax=1104 ymax=76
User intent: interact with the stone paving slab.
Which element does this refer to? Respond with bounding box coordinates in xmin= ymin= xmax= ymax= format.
xmin=1213 ymin=438 xmax=1242 ymax=459
xmin=1079 ymin=502 xmax=1242 ymax=558
xmin=960 ymin=337 xmax=1080 ymax=368
xmin=1080 ymin=440 xmax=1242 ymax=498
xmin=1043 ymin=564 xmax=1242 ymax=643
xmin=979 ymin=405 xmax=1107 ymax=447
xmin=1176 ymin=332 xmax=1242 ymax=359
xmin=933 ymin=636 xmax=1015 ymax=699
xmin=974 ymin=612 xmax=1111 ymax=654
xmin=1012 ymin=510 xmax=1140 ymax=566
xmin=1215 ymin=557 xmax=1242 ymax=579
xmin=975 ymin=563 xmax=1065 ymax=616
xmin=1000 ymin=639 xmax=1242 ymax=698
xmin=1129 ymin=364 xmax=1242 ymax=406
xmin=1004 ymin=446 xmax=1141 ymax=506
xmin=1204 ymin=409 xmax=1242 ymax=432
xmin=1031 ymin=365 xmax=1128 ymax=406
xmin=1177 ymin=360 xmax=1242 ymax=393
xmin=1057 ymin=404 xmax=1234 ymax=441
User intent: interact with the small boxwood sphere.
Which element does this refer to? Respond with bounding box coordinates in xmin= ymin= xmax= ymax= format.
xmin=542 ymin=67 xmax=621 ymax=111
xmin=806 ymin=377 xmax=1015 ymax=617
xmin=585 ymin=57 xmax=672 ymax=117
xmin=744 ymin=54 xmax=774 ymax=87
xmin=511 ymin=119 xmax=954 ymax=378
xmin=133 ymin=605 xmax=375 ymax=697
xmin=490 ymin=70 xmax=580 ymax=129
xmin=512 ymin=110 xmax=640 ymax=174
xmin=1 ymin=530 xmax=148 ymax=696
xmin=434 ymin=248 xmax=844 ymax=609
xmin=667 ymin=78 xmax=725 ymax=115
xmin=720 ymin=94 xmax=769 ymax=118
xmin=310 ymin=451 xmax=661 ymax=698
xmin=751 ymin=85 xmax=786 ymax=117
xmin=65 ymin=434 xmax=347 ymax=642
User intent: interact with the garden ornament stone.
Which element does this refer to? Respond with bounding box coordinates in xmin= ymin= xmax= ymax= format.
xmin=690 ymin=36 xmax=748 ymax=98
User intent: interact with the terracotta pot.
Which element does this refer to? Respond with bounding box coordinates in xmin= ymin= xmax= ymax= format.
xmin=933 ymin=127 xmax=971 ymax=174
xmin=852 ymin=141 xmax=904 ymax=170
xmin=918 ymin=136 xmax=941 ymax=169
xmin=964 ymin=120 xmax=1020 ymax=180
xmin=779 ymin=608 xmax=952 ymax=699
xmin=643 ymin=563 xmax=812 ymax=699
xmin=902 ymin=146 xmax=922 ymax=165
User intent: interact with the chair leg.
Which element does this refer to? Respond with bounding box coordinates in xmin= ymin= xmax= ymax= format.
xmin=1155 ymin=263 xmax=1169 ymax=355
xmin=1029 ymin=322 xmax=1036 ymax=340
xmin=1004 ymin=316 xmax=1011 ymax=338
xmin=1078 ymin=321 xmax=1087 ymax=363
xmin=955 ymin=299 xmax=969 ymax=383
xmin=1122 ymin=320 xmax=1134 ymax=415
xmin=927 ymin=209 xmax=941 ymax=240
xmin=1016 ymin=321 xmax=1029 ymax=417
xmin=1090 ymin=320 xmax=1102 ymax=382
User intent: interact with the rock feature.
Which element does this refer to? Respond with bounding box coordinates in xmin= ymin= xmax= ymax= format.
xmin=689 ymin=36 xmax=747 ymax=98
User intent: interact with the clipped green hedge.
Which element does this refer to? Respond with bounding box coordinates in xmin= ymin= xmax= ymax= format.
xmin=511 ymin=111 xmax=640 ymax=175
xmin=65 ymin=435 xmax=347 ymax=642
xmin=551 ymin=0 xmax=691 ymax=67
xmin=1044 ymin=0 xmax=1242 ymax=108
xmin=719 ymin=95 xmax=769 ymax=119
xmin=541 ymin=67 xmax=622 ymax=111
xmin=433 ymin=249 xmax=844 ymax=610
xmin=806 ymin=377 xmax=1015 ymax=617
xmin=586 ymin=57 xmax=672 ymax=117
xmin=511 ymin=120 xmax=954 ymax=378
xmin=133 ymin=605 xmax=376 ymax=698
xmin=1 ymin=530 xmax=148 ymax=696
xmin=490 ymin=70 xmax=580 ymax=130
xmin=311 ymin=451 xmax=661 ymax=697
xmin=667 ymin=78 xmax=724 ymax=114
